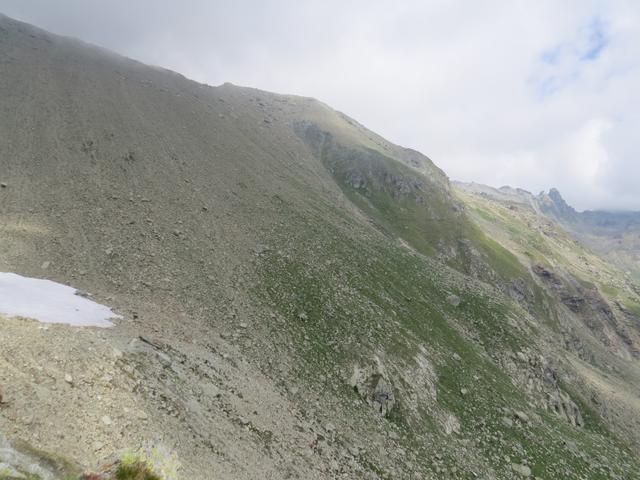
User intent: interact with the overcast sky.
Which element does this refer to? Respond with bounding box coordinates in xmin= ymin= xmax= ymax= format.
xmin=2 ymin=1 xmax=639 ymax=211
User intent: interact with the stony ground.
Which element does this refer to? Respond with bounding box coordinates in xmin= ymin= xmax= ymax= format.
xmin=1 ymin=13 xmax=640 ymax=480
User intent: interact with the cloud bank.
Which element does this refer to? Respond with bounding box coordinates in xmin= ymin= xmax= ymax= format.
xmin=2 ymin=0 xmax=639 ymax=210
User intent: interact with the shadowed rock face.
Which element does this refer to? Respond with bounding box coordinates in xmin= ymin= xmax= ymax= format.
xmin=350 ymin=363 xmax=396 ymax=417
xmin=532 ymin=264 xmax=637 ymax=358
xmin=538 ymin=188 xmax=580 ymax=224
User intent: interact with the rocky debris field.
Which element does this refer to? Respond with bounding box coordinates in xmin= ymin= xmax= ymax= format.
xmin=1 ymin=13 xmax=640 ymax=480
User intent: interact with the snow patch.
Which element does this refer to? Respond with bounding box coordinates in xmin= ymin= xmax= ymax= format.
xmin=0 ymin=272 xmax=119 ymax=327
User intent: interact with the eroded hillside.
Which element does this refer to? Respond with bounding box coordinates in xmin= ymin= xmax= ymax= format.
xmin=1 ymin=14 xmax=639 ymax=480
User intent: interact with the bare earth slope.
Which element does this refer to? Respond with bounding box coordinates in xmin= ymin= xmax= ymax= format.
xmin=1 ymin=14 xmax=640 ymax=480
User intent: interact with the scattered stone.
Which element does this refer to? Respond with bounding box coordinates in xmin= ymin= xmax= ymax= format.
xmin=514 ymin=410 xmax=529 ymax=423
xmin=447 ymin=294 xmax=461 ymax=307
xmin=254 ymin=244 xmax=271 ymax=255
xmin=388 ymin=431 xmax=400 ymax=441
xmin=564 ymin=440 xmax=580 ymax=455
xmin=101 ymin=415 xmax=112 ymax=426
xmin=0 ymin=183 xmax=6 ymax=188
xmin=444 ymin=414 xmax=460 ymax=435
xmin=511 ymin=463 xmax=531 ymax=477
xmin=64 ymin=374 xmax=73 ymax=384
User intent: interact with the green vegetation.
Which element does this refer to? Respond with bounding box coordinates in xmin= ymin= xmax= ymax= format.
xmin=248 ymin=128 xmax=640 ymax=478
xmin=253 ymin=191 xmax=640 ymax=478
xmin=115 ymin=462 xmax=161 ymax=480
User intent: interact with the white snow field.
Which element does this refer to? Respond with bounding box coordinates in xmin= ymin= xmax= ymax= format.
xmin=0 ymin=272 xmax=119 ymax=327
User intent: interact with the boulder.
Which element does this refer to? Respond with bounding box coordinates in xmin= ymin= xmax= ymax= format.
xmin=511 ymin=463 xmax=531 ymax=477
xmin=547 ymin=391 xmax=584 ymax=427
xmin=350 ymin=360 xmax=396 ymax=416
xmin=446 ymin=294 xmax=461 ymax=307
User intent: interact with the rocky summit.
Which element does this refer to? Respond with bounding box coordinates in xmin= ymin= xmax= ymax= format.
xmin=1 ymin=13 xmax=640 ymax=480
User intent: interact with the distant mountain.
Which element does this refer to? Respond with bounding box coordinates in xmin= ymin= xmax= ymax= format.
xmin=537 ymin=188 xmax=581 ymax=223
xmin=456 ymin=182 xmax=640 ymax=280
xmin=537 ymin=188 xmax=640 ymax=234
xmin=536 ymin=189 xmax=640 ymax=279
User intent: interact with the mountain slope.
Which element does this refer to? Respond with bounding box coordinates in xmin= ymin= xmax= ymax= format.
xmin=538 ymin=189 xmax=640 ymax=280
xmin=456 ymin=182 xmax=640 ymax=280
xmin=455 ymin=181 xmax=640 ymax=450
xmin=1 ymin=14 xmax=640 ymax=480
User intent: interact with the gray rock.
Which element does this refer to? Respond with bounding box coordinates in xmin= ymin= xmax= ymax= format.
xmin=547 ymin=390 xmax=584 ymax=427
xmin=350 ymin=362 xmax=396 ymax=416
xmin=511 ymin=463 xmax=531 ymax=476
xmin=447 ymin=294 xmax=461 ymax=307
xmin=444 ymin=414 xmax=460 ymax=435
xmin=564 ymin=440 xmax=580 ymax=455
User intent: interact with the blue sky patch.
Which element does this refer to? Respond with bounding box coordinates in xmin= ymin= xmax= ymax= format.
xmin=579 ymin=18 xmax=609 ymax=61
xmin=532 ymin=17 xmax=610 ymax=98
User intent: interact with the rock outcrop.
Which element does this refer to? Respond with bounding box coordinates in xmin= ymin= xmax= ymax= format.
xmin=350 ymin=360 xmax=396 ymax=416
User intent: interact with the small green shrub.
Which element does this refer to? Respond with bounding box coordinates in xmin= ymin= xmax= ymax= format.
xmin=116 ymin=446 xmax=180 ymax=480
xmin=115 ymin=461 xmax=161 ymax=480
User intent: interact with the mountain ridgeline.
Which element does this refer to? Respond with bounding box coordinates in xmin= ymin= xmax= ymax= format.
xmin=457 ymin=181 xmax=640 ymax=280
xmin=1 ymin=14 xmax=640 ymax=480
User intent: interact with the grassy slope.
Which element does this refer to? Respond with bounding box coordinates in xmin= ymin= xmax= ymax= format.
xmin=250 ymin=125 xmax=640 ymax=478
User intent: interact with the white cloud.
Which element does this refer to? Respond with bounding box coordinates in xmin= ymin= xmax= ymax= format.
xmin=1 ymin=0 xmax=639 ymax=210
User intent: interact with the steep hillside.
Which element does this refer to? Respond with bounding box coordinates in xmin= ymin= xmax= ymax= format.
xmin=456 ymin=181 xmax=640 ymax=450
xmin=1 ymin=14 xmax=640 ymax=480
